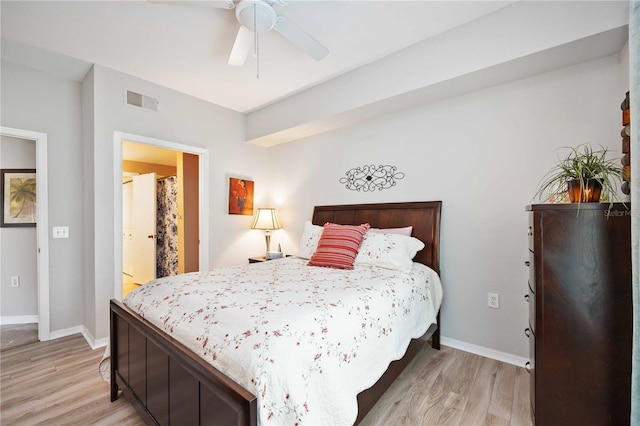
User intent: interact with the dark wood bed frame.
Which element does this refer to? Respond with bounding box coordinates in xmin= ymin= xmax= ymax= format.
xmin=110 ymin=201 xmax=442 ymax=425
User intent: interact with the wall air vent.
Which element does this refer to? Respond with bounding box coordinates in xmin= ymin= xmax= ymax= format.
xmin=125 ymin=90 xmax=159 ymax=112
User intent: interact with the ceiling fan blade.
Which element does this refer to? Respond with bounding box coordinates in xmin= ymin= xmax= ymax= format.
xmin=228 ymin=26 xmax=253 ymax=66
xmin=273 ymin=16 xmax=328 ymax=61
xmin=148 ymin=1 xmax=235 ymax=9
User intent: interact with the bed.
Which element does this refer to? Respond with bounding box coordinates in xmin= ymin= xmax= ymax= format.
xmin=110 ymin=201 xmax=442 ymax=425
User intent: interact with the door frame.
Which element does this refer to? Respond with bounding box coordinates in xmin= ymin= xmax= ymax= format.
xmin=0 ymin=126 xmax=50 ymax=341
xmin=113 ymin=131 xmax=209 ymax=300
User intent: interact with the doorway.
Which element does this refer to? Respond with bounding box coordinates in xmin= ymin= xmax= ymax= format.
xmin=121 ymin=142 xmax=190 ymax=296
xmin=113 ymin=132 xmax=209 ymax=301
xmin=0 ymin=126 xmax=50 ymax=341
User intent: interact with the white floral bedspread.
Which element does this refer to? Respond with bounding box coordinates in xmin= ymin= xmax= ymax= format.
xmin=124 ymin=257 xmax=442 ymax=425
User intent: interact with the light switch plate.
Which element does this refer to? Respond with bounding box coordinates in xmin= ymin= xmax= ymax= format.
xmin=53 ymin=226 xmax=69 ymax=239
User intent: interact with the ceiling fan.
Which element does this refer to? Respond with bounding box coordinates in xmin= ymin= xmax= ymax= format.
xmin=155 ymin=0 xmax=329 ymax=67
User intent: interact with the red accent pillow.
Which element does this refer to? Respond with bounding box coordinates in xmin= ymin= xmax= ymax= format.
xmin=308 ymin=223 xmax=370 ymax=270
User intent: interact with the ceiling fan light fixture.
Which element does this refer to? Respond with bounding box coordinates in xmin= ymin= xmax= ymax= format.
xmin=221 ymin=0 xmax=236 ymax=9
xmin=235 ymin=0 xmax=277 ymax=32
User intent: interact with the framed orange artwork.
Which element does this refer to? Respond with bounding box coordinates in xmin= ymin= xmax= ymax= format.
xmin=228 ymin=177 xmax=254 ymax=215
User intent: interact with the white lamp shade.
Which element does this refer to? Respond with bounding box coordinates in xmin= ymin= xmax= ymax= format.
xmin=251 ymin=208 xmax=281 ymax=230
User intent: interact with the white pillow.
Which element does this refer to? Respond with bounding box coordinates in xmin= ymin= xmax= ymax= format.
xmin=368 ymin=226 xmax=413 ymax=236
xmin=355 ymin=232 xmax=425 ymax=272
xmin=294 ymin=220 xmax=323 ymax=259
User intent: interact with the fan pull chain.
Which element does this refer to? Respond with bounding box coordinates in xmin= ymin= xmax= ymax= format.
xmin=254 ymin=4 xmax=260 ymax=79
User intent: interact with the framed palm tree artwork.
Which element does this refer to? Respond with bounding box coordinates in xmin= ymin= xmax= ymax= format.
xmin=1 ymin=169 xmax=36 ymax=227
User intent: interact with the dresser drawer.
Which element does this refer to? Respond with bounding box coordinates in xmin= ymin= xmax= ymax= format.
xmin=527 ymin=322 xmax=535 ymax=416
xmin=528 ymin=283 xmax=535 ymax=332
xmin=527 ymin=250 xmax=535 ymax=289
xmin=527 ymin=214 xmax=534 ymax=251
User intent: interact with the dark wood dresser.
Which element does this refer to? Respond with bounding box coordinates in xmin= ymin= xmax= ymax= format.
xmin=525 ymin=203 xmax=632 ymax=426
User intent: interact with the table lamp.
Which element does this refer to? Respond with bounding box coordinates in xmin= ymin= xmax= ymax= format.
xmin=251 ymin=208 xmax=281 ymax=254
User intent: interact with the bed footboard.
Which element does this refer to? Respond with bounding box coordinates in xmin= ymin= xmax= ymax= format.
xmin=111 ymin=298 xmax=438 ymax=425
xmin=110 ymin=299 xmax=257 ymax=425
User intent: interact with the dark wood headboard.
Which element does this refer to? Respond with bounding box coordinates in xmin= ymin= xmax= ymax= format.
xmin=312 ymin=201 xmax=442 ymax=274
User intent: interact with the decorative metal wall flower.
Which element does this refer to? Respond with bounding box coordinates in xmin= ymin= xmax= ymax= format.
xmin=339 ymin=165 xmax=405 ymax=192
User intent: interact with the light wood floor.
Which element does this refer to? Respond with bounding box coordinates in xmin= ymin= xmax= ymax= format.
xmin=0 ymin=334 xmax=532 ymax=425
xmin=360 ymin=345 xmax=532 ymax=426
xmin=0 ymin=323 xmax=38 ymax=352
xmin=0 ymin=334 xmax=144 ymax=426
xmin=123 ymin=273 xmax=141 ymax=299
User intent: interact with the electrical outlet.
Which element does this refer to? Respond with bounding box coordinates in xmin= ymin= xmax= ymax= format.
xmin=488 ymin=292 xmax=500 ymax=309
xmin=11 ymin=276 xmax=20 ymax=287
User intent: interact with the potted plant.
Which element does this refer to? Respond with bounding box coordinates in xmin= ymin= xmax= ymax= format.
xmin=535 ymin=144 xmax=624 ymax=205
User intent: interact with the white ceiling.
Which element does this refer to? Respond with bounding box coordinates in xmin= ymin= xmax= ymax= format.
xmin=0 ymin=0 xmax=515 ymax=113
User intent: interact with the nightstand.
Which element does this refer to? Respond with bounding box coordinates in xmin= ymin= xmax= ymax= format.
xmin=248 ymin=255 xmax=289 ymax=264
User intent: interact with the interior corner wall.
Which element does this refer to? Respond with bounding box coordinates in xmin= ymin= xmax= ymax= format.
xmin=620 ymin=39 xmax=630 ymax=92
xmin=82 ymin=67 xmax=96 ymax=337
xmin=0 ymin=60 xmax=84 ymax=332
xmin=267 ymin=53 xmax=626 ymax=359
xmin=90 ymin=65 xmax=270 ymax=340
xmin=0 ymin=136 xmax=37 ymax=319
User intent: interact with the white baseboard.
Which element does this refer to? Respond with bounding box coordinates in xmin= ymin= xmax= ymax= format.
xmin=6 ymin=319 xmax=109 ymax=350
xmin=80 ymin=326 xmax=108 ymax=350
xmin=49 ymin=325 xmax=83 ymax=340
xmin=0 ymin=315 xmax=38 ymax=325
xmin=441 ymin=336 xmax=528 ymax=368
xmin=46 ymin=325 xmax=107 ymax=350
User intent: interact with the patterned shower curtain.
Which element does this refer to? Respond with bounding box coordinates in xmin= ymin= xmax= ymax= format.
xmin=156 ymin=176 xmax=178 ymax=278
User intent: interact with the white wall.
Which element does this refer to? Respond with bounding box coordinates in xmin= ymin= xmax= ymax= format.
xmin=620 ymin=39 xmax=630 ymax=93
xmin=0 ymin=135 xmax=37 ymax=320
xmin=268 ymin=54 xmax=628 ymax=359
xmin=87 ymin=65 xmax=270 ymax=340
xmin=0 ymin=61 xmax=84 ymax=332
xmin=1 ymin=60 xmax=273 ymax=342
xmin=1 ymin=45 xmax=629 ymax=361
xmin=82 ymin=67 xmax=96 ymax=336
